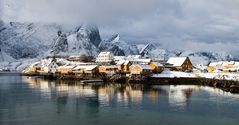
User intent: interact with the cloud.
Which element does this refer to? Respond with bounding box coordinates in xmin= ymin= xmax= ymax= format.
xmin=1 ymin=0 xmax=239 ymax=57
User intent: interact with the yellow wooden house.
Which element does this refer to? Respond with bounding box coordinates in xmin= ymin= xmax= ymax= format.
xmin=27 ymin=62 xmax=44 ymax=73
xmin=99 ymin=65 xmax=118 ymax=74
xmin=149 ymin=62 xmax=164 ymax=73
xmin=116 ymin=60 xmax=132 ymax=73
xmin=129 ymin=64 xmax=153 ymax=76
xmin=57 ymin=66 xmax=75 ymax=74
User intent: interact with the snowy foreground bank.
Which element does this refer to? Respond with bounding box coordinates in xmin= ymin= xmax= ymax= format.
xmin=152 ymin=70 xmax=239 ymax=81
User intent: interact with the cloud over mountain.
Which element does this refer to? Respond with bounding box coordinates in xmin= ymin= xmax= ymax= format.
xmin=1 ymin=0 xmax=239 ymax=58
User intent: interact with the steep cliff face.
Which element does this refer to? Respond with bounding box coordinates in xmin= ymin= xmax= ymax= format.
xmin=0 ymin=22 xmax=102 ymax=60
xmin=64 ymin=25 xmax=100 ymax=56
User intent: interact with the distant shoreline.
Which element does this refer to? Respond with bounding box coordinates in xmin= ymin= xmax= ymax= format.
xmin=0 ymin=71 xmax=20 ymax=75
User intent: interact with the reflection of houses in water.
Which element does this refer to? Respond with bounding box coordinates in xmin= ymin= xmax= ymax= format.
xmin=98 ymin=85 xmax=114 ymax=107
xmin=97 ymin=84 xmax=143 ymax=107
xmin=24 ymin=77 xmax=97 ymax=98
xmin=147 ymin=85 xmax=168 ymax=104
xmin=126 ymin=86 xmax=143 ymax=106
xmin=23 ymin=77 xmax=55 ymax=98
xmin=168 ymin=85 xmax=195 ymax=109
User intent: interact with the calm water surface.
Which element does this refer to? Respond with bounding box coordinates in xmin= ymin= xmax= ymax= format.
xmin=0 ymin=74 xmax=239 ymax=125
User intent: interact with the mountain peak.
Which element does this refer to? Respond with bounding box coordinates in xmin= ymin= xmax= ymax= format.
xmin=112 ymin=34 xmax=120 ymax=42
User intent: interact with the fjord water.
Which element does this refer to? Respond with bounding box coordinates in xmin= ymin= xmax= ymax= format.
xmin=0 ymin=74 xmax=239 ymax=125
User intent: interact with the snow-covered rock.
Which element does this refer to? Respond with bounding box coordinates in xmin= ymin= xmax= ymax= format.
xmin=0 ymin=21 xmax=102 ymax=71
xmin=140 ymin=43 xmax=176 ymax=60
xmin=140 ymin=42 xmax=234 ymax=65
xmin=179 ymin=51 xmax=234 ymax=65
xmin=99 ymin=34 xmax=139 ymax=56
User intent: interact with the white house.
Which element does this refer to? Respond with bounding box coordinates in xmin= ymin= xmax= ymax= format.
xmin=43 ymin=60 xmax=58 ymax=73
xmin=96 ymin=51 xmax=114 ymax=63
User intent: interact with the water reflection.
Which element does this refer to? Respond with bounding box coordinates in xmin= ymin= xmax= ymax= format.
xmin=2 ymin=75 xmax=239 ymax=125
xmin=23 ymin=76 xmax=239 ymax=111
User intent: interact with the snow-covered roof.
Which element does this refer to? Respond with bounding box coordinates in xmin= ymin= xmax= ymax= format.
xmin=74 ymin=65 xmax=98 ymax=71
xmin=114 ymin=56 xmax=126 ymax=60
xmin=58 ymin=65 xmax=76 ymax=69
xmin=167 ymin=57 xmax=188 ymax=66
xmin=98 ymin=51 xmax=112 ymax=56
xmin=209 ymin=62 xmax=218 ymax=67
xmin=124 ymin=60 xmax=130 ymax=65
xmin=228 ymin=61 xmax=235 ymax=65
xmin=234 ymin=62 xmax=239 ymax=66
xmin=117 ymin=60 xmax=125 ymax=65
xmin=127 ymin=55 xmax=142 ymax=59
xmin=221 ymin=61 xmax=231 ymax=66
xmin=129 ymin=58 xmax=152 ymax=64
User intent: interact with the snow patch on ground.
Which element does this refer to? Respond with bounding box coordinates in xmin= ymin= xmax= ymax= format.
xmin=152 ymin=69 xmax=239 ymax=81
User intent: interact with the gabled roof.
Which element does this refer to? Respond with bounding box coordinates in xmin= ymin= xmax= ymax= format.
xmin=167 ymin=57 xmax=188 ymax=66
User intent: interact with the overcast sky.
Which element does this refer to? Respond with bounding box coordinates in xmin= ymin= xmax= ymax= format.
xmin=1 ymin=0 xmax=239 ymax=57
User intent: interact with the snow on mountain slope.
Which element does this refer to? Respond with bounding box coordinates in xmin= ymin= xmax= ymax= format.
xmin=47 ymin=24 xmax=101 ymax=56
xmin=99 ymin=34 xmax=139 ymax=56
xmin=0 ymin=49 xmax=15 ymax=62
xmin=0 ymin=22 xmax=60 ymax=60
xmin=140 ymin=42 xmax=234 ymax=65
xmin=140 ymin=43 xmax=175 ymax=60
xmin=179 ymin=51 xmax=234 ymax=65
xmin=0 ymin=21 xmax=102 ymax=71
xmin=0 ymin=20 xmax=236 ymax=71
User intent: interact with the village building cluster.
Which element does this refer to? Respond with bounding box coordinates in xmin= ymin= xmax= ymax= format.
xmin=24 ymin=51 xmax=239 ymax=80
xmin=208 ymin=61 xmax=239 ymax=73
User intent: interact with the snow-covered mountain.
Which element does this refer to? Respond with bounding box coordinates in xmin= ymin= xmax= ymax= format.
xmin=139 ymin=43 xmax=175 ymax=60
xmin=0 ymin=20 xmax=236 ymax=71
xmin=179 ymin=51 xmax=234 ymax=65
xmin=139 ymin=42 xmax=234 ymax=65
xmin=50 ymin=24 xmax=100 ymax=56
xmin=99 ymin=34 xmax=139 ymax=56
xmin=0 ymin=21 xmax=61 ymax=60
xmin=0 ymin=22 xmax=101 ymax=61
